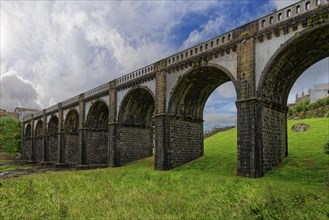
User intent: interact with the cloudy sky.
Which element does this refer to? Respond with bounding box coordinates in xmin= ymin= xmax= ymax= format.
xmin=1 ymin=0 xmax=328 ymax=130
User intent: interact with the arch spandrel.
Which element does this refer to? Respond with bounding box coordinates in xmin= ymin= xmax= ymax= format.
xmin=257 ymin=22 xmax=329 ymax=106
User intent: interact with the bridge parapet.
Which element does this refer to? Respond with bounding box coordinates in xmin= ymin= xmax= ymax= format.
xmin=259 ymin=0 xmax=328 ymax=30
xmin=46 ymin=104 xmax=59 ymax=114
xmin=116 ymin=64 xmax=155 ymax=85
xmin=62 ymin=95 xmax=80 ymax=108
xmin=166 ymin=31 xmax=234 ymax=68
xmin=33 ymin=110 xmax=43 ymax=119
xmin=84 ymin=82 xmax=110 ymax=99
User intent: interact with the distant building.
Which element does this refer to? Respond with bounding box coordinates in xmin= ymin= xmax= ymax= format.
xmin=309 ymin=83 xmax=329 ymax=103
xmin=0 ymin=109 xmax=7 ymax=117
xmin=14 ymin=107 xmax=39 ymax=120
xmin=295 ymin=90 xmax=310 ymax=104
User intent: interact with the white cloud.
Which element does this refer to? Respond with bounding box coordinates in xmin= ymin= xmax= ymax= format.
xmin=0 ymin=71 xmax=42 ymax=111
xmin=271 ymin=0 xmax=300 ymax=9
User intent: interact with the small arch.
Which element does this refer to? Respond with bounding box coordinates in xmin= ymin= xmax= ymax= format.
xmin=210 ymin=41 xmax=214 ymax=47
xmin=190 ymin=50 xmax=193 ymax=56
xmin=216 ymin=39 xmax=219 ymax=45
xmin=296 ymin=5 xmax=301 ymax=14
xmin=286 ymin=9 xmax=291 ymax=18
xmin=278 ymin=13 xmax=282 ymax=21
xmin=200 ymin=45 xmax=203 ymax=52
xmin=270 ymin=16 xmax=274 ymax=24
xmin=195 ymin=48 xmax=198 ymax=54
xmin=222 ymin=36 xmax=225 ymax=43
xmin=316 ymin=0 xmax=320 ymax=5
xmin=306 ymin=1 xmax=311 ymax=10
xmin=262 ymin=19 xmax=266 ymax=27
xmin=205 ymin=43 xmax=208 ymax=49
xmin=228 ymin=34 xmax=231 ymax=41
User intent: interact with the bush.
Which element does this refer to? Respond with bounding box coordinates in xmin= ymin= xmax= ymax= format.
xmin=325 ymin=111 xmax=329 ymax=118
xmin=0 ymin=116 xmax=21 ymax=153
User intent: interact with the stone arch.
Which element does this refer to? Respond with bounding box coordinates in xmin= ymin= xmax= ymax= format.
xmin=117 ymin=87 xmax=155 ymax=166
xmin=34 ymin=120 xmax=43 ymax=162
xmin=119 ymin=87 xmax=155 ymax=127
xmin=25 ymin=124 xmax=32 ymax=138
xmin=257 ymin=22 xmax=329 ymax=172
xmin=166 ymin=64 xmax=238 ymax=168
xmin=63 ymin=109 xmax=80 ymax=164
xmin=47 ymin=115 xmax=58 ymax=163
xmin=85 ymin=100 xmax=109 ymax=164
xmin=169 ymin=64 xmax=238 ymax=121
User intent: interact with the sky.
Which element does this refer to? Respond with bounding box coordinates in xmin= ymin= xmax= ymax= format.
xmin=0 ymin=0 xmax=328 ymax=130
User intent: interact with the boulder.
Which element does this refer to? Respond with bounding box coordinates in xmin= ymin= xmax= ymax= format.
xmin=291 ymin=122 xmax=310 ymax=132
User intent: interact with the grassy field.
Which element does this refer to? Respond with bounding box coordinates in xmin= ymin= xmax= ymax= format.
xmin=0 ymin=118 xmax=328 ymax=219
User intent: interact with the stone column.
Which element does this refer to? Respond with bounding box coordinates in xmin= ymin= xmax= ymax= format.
xmin=236 ymin=22 xmax=264 ymax=177
xmin=57 ymin=103 xmax=64 ymax=164
xmin=108 ymin=80 xmax=120 ymax=167
xmin=31 ymin=118 xmax=36 ymax=162
xmin=42 ymin=110 xmax=48 ymax=163
xmin=78 ymin=94 xmax=87 ymax=165
xmin=154 ymin=68 xmax=171 ymax=170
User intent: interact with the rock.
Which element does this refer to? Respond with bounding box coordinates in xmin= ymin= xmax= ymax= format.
xmin=293 ymin=117 xmax=301 ymax=120
xmin=291 ymin=122 xmax=310 ymax=132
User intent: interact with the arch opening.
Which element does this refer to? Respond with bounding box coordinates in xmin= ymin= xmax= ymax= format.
xmin=34 ymin=120 xmax=43 ymax=162
xmin=257 ymin=23 xmax=329 ymax=172
xmin=168 ymin=65 xmax=238 ymax=168
xmin=47 ymin=116 xmax=58 ymax=162
xmin=63 ymin=109 xmax=80 ymax=164
xmin=118 ymin=88 xmax=155 ymax=166
xmin=86 ymin=101 xmax=109 ymax=164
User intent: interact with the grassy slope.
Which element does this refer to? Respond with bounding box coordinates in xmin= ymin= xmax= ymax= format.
xmin=0 ymin=118 xmax=328 ymax=219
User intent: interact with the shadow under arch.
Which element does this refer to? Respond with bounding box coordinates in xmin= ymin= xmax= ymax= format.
xmin=166 ymin=64 xmax=238 ymax=169
xmin=169 ymin=64 xmax=239 ymax=120
xmin=256 ymin=21 xmax=329 ymax=172
xmin=34 ymin=120 xmax=43 ymax=162
xmin=47 ymin=115 xmax=58 ymax=163
xmin=117 ymin=86 xmax=155 ymax=166
xmin=85 ymin=100 xmax=109 ymax=165
xmin=63 ymin=109 xmax=80 ymax=164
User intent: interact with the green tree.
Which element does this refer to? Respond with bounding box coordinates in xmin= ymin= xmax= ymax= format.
xmin=0 ymin=116 xmax=22 ymax=153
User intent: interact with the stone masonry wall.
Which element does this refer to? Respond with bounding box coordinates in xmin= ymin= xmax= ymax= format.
xmin=47 ymin=135 xmax=58 ymax=162
xmin=86 ymin=130 xmax=108 ymax=164
xmin=64 ymin=133 xmax=80 ymax=164
xmin=119 ymin=126 xmax=153 ymax=166
xmin=35 ymin=138 xmax=43 ymax=162
xmin=23 ymin=139 xmax=32 ymax=161
xmin=261 ymin=106 xmax=287 ymax=172
xmin=170 ymin=119 xmax=203 ymax=168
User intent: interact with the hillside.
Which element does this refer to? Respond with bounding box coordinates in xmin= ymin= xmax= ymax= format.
xmin=0 ymin=118 xmax=328 ymax=219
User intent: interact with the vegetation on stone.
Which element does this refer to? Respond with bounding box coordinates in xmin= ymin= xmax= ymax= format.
xmin=0 ymin=118 xmax=328 ymax=219
xmin=288 ymin=96 xmax=329 ymax=119
xmin=0 ymin=116 xmax=21 ymax=153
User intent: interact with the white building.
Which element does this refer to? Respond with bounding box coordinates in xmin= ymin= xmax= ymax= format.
xmin=310 ymin=83 xmax=329 ymax=103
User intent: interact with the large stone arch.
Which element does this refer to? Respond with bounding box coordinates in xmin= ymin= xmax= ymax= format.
xmin=117 ymin=87 xmax=155 ymax=166
xmin=63 ymin=109 xmax=80 ymax=164
xmin=86 ymin=100 xmax=109 ymax=165
xmin=47 ymin=116 xmax=58 ymax=163
xmin=34 ymin=120 xmax=43 ymax=162
xmin=165 ymin=65 xmax=238 ymax=169
xmin=257 ymin=21 xmax=329 ymax=172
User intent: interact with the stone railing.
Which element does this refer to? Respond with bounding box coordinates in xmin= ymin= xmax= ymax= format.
xmin=46 ymin=104 xmax=58 ymax=113
xmin=33 ymin=110 xmax=43 ymax=118
xmin=166 ymin=31 xmax=233 ymax=67
xmin=62 ymin=95 xmax=79 ymax=107
xmin=259 ymin=0 xmax=327 ymax=30
xmin=116 ymin=64 xmax=155 ymax=85
xmin=84 ymin=82 xmax=110 ymax=99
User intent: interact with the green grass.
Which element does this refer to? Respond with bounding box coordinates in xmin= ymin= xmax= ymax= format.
xmin=0 ymin=118 xmax=328 ymax=219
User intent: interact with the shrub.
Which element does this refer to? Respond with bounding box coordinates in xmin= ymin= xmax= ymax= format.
xmin=325 ymin=111 xmax=329 ymax=118
xmin=0 ymin=116 xmax=21 ymax=153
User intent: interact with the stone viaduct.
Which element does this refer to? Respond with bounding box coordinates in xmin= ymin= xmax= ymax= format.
xmin=22 ymin=0 xmax=329 ymax=177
